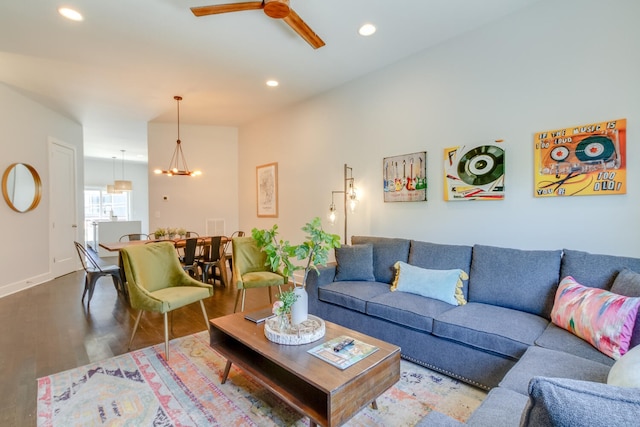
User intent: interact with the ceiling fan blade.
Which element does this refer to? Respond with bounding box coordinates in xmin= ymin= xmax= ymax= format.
xmin=282 ymin=9 xmax=325 ymax=49
xmin=191 ymin=2 xmax=264 ymax=17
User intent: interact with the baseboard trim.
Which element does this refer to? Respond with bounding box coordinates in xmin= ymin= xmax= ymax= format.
xmin=0 ymin=272 xmax=53 ymax=299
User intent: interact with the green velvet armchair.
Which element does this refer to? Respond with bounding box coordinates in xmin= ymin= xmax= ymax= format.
xmin=121 ymin=242 xmax=213 ymax=360
xmin=232 ymin=236 xmax=287 ymax=312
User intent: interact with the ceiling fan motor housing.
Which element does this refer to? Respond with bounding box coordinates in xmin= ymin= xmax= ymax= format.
xmin=264 ymin=0 xmax=290 ymax=18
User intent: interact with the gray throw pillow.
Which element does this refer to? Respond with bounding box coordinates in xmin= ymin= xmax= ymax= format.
xmin=334 ymin=244 xmax=375 ymax=282
xmin=611 ymin=268 xmax=640 ymax=348
xmin=520 ymin=377 xmax=640 ymax=427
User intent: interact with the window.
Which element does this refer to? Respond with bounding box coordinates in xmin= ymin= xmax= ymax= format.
xmin=84 ymin=189 xmax=131 ymax=245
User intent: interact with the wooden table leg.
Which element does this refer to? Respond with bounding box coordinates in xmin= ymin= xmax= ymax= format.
xmin=371 ymin=399 xmax=378 ymax=410
xmin=221 ymin=360 xmax=232 ymax=384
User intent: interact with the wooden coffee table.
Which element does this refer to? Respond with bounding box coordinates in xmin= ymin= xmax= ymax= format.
xmin=209 ymin=311 xmax=401 ymax=427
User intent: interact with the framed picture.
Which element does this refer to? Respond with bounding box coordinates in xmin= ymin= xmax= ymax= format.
xmin=533 ymin=118 xmax=626 ymax=197
xmin=383 ymin=152 xmax=427 ymax=202
xmin=444 ymin=143 xmax=505 ymax=201
xmin=256 ymin=162 xmax=278 ymax=217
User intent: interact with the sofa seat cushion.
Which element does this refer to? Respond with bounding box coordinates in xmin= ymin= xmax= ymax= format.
xmin=432 ymin=303 xmax=548 ymax=359
xmin=464 ymin=387 xmax=529 ymax=427
xmin=366 ymin=291 xmax=455 ymax=333
xmin=535 ymin=323 xmax=615 ymax=366
xmin=499 ymin=346 xmax=610 ymax=395
xmin=520 ymin=377 xmax=640 ymax=427
xmin=317 ymin=281 xmax=389 ymax=313
xmin=351 ymin=236 xmax=410 ymax=283
xmin=468 ymin=245 xmax=562 ymax=318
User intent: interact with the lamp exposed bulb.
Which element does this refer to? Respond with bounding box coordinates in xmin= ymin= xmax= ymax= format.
xmin=328 ymin=203 xmax=337 ymax=224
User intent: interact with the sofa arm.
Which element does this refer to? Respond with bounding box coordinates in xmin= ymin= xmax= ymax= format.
xmin=306 ymin=263 xmax=336 ymax=313
xmin=306 ymin=263 xmax=336 ymax=289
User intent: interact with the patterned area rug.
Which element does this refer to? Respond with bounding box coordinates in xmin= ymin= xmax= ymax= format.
xmin=37 ymin=331 xmax=485 ymax=426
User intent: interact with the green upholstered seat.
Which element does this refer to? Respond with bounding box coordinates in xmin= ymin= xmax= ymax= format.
xmin=232 ymin=236 xmax=287 ymax=312
xmin=121 ymin=242 xmax=213 ymax=359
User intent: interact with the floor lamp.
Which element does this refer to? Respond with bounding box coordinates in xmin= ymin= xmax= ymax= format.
xmin=328 ymin=164 xmax=358 ymax=244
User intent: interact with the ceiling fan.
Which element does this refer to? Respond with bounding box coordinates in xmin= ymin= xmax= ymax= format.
xmin=190 ymin=0 xmax=325 ymax=49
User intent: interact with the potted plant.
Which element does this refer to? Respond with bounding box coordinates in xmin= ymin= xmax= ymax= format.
xmin=253 ymin=217 xmax=341 ymax=324
xmin=153 ymin=227 xmax=167 ymax=240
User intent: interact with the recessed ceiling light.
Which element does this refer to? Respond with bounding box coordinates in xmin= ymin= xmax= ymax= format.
xmin=58 ymin=7 xmax=84 ymax=21
xmin=358 ymin=23 xmax=376 ymax=37
xmin=266 ymin=80 xmax=279 ymax=87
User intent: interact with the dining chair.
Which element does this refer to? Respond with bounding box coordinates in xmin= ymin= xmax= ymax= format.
xmin=74 ymin=241 xmax=124 ymax=307
xmin=198 ymin=236 xmax=225 ymax=285
xmin=186 ymin=231 xmax=199 ymax=238
xmin=121 ymin=242 xmax=213 ymax=360
xmin=119 ymin=233 xmax=150 ymax=242
xmin=232 ymin=236 xmax=287 ymax=312
xmin=178 ymin=237 xmax=199 ymax=278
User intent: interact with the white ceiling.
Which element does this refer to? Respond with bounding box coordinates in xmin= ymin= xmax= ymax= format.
xmin=0 ymin=0 xmax=542 ymax=162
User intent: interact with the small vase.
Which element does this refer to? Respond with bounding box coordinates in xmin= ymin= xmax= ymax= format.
xmin=278 ymin=313 xmax=290 ymax=332
xmin=291 ymin=285 xmax=308 ymax=325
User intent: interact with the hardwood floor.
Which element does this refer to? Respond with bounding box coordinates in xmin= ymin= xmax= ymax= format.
xmin=0 ymin=259 xmax=280 ymax=427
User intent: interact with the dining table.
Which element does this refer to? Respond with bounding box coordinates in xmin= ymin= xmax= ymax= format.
xmin=99 ymin=236 xmax=230 ymax=289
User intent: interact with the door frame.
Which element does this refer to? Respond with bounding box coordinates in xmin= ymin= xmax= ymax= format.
xmin=48 ymin=137 xmax=80 ymax=277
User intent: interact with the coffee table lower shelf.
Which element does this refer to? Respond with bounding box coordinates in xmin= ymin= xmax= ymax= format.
xmin=210 ymin=313 xmax=400 ymax=427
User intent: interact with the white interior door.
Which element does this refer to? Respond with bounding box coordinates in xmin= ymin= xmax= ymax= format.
xmin=50 ymin=138 xmax=78 ymax=278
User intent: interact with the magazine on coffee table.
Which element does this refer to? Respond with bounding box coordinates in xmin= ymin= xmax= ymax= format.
xmin=308 ymin=335 xmax=378 ymax=370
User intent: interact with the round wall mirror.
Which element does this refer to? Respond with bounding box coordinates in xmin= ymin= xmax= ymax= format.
xmin=2 ymin=163 xmax=42 ymax=213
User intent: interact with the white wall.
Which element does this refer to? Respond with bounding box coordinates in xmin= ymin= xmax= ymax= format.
xmin=84 ymin=157 xmax=150 ymax=233
xmin=0 ymin=83 xmax=83 ymax=296
xmin=147 ymin=123 xmax=239 ymax=237
xmin=238 ymin=0 xmax=640 ymax=257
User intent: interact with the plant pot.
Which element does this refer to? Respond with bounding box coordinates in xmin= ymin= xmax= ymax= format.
xmin=290 ymin=285 xmax=308 ymax=325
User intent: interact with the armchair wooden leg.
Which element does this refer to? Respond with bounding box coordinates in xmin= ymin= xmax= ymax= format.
xmin=128 ymin=311 xmax=143 ymax=351
xmin=199 ymin=300 xmax=209 ymax=331
xmin=240 ymin=289 xmax=246 ymax=312
xmin=164 ymin=312 xmax=170 ymax=360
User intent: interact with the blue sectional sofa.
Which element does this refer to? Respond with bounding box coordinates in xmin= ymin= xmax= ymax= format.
xmin=305 ymin=236 xmax=640 ymax=425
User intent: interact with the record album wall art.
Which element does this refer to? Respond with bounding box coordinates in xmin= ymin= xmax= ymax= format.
xmin=444 ymin=143 xmax=505 ymax=201
xmin=383 ymin=152 xmax=427 ymax=202
xmin=533 ymin=118 xmax=626 ymax=197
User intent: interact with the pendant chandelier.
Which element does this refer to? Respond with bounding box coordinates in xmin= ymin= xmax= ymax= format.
xmin=107 ymin=156 xmax=121 ymax=194
xmin=114 ymin=149 xmax=132 ymax=191
xmin=154 ymin=96 xmax=201 ymax=177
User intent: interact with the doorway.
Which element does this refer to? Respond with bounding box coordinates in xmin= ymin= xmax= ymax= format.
xmin=49 ymin=138 xmax=78 ymax=278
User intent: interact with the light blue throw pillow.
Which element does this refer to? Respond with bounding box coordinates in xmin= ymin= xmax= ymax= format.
xmin=391 ymin=261 xmax=467 ymax=306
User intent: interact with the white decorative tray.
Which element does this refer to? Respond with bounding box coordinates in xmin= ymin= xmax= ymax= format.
xmin=264 ymin=314 xmax=326 ymax=345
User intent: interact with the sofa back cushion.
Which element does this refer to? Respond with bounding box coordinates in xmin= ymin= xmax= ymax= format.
xmin=351 ymin=236 xmax=410 ymax=283
xmin=560 ymin=249 xmax=640 ymax=290
xmin=409 ymin=240 xmax=472 ymax=298
xmin=334 ymin=244 xmax=376 ymax=282
xmin=468 ymin=245 xmax=562 ymax=318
